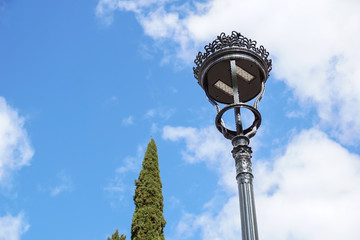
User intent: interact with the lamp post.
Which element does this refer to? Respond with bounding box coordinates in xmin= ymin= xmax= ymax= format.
xmin=193 ymin=31 xmax=272 ymax=240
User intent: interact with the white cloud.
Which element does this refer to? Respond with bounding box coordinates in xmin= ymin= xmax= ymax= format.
xmin=255 ymin=128 xmax=360 ymax=240
xmin=38 ymin=171 xmax=74 ymax=197
xmin=121 ymin=116 xmax=133 ymax=126
xmin=96 ymin=0 xmax=360 ymax=144
xmin=176 ymin=197 xmax=241 ymax=240
xmin=164 ymin=126 xmax=360 ymax=239
xmin=143 ymin=108 xmax=176 ymax=121
xmin=0 ymin=213 xmax=29 ymax=240
xmin=104 ymin=173 xmax=126 ymax=203
xmin=144 ymin=109 xmax=155 ymax=119
xmin=95 ymin=0 xmax=168 ymax=25
xmin=95 ymin=0 xmax=118 ymax=25
xmin=163 ymin=125 xmax=236 ymax=193
xmin=49 ymin=172 xmax=73 ymax=197
xmin=105 ymin=144 xmax=145 ymax=201
xmin=115 ymin=155 xmax=140 ymax=174
xmin=0 ymin=97 xmax=34 ymax=187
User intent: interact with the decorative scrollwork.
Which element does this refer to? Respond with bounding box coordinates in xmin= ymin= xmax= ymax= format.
xmin=193 ymin=31 xmax=272 ymax=80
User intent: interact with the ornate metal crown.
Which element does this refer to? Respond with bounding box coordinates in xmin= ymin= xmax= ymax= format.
xmin=193 ymin=31 xmax=272 ymax=80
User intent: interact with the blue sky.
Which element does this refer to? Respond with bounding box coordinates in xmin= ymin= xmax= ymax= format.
xmin=1 ymin=0 xmax=360 ymax=239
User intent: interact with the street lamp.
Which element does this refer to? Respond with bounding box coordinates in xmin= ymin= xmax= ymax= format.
xmin=193 ymin=31 xmax=272 ymax=240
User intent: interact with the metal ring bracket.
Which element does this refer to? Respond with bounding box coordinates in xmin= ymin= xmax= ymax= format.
xmin=215 ymin=103 xmax=262 ymax=140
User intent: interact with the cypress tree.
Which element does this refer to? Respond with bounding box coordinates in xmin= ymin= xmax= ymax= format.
xmin=131 ymin=138 xmax=166 ymax=240
xmin=107 ymin=229 xmax=126 ymax=240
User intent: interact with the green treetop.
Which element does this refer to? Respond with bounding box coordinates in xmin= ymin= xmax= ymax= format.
xmin=131 ymin=138 xmax=166 ymax=240
xmin=107 ymin=229 xmax=126 ymax=240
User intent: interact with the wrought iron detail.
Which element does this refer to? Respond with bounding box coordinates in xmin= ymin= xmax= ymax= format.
xmin=232 ymin=142 xmax=253 ymax=178
xmin=193 ymin=31 xmax=272 ymax=80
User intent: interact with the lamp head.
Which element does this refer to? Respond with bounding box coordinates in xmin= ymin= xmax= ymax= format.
xmin=193 ymin=32 xmax=272 ymax=105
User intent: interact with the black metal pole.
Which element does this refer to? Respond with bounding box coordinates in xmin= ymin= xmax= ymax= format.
xmin=232 ymin=135 xmax=259 ymax=240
